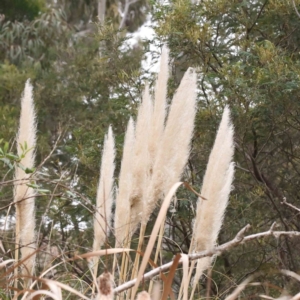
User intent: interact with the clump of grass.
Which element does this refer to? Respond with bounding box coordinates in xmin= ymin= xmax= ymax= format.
xmin=4 ymin=48 xmax=239 ymax=300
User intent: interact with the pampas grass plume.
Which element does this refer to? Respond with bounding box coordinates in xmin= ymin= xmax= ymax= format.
xmin=136 ymin=291 xmax=152 ymax=300
xmin=115 ymin=118 xmax=135 ymax=246
xmin=161 ymin=67 xmax=197 ymax=194
xmin=148 ymin=46 xmax=169 ymax=163
xmin=93 ymin=126 xmax=115 ymax=266
xmin=14 ymin=79 xmax=37 ymax=280
xmin=129 ymin=84 xmax=153 ymax=233
xmin=191 ymin=106 xmax=235 ymax=289
xmin=96 ymin=271 xmax=114 ymax=300
xmin=143 ymin=68 xmax=197 ymax=223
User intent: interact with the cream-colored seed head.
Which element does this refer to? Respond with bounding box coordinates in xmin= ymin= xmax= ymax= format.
xmin=129 ymin=84 xmax=153 ymax=233
xmin=143 ymin=68 xmax=197 ymax=224
xmin=191 ymin=106 xmax=235 ymax=287
xmin=14 ymin=79 xmax=37 ymax=281
xmin=136 ymin=291 xmax=152 ymax=300
xmin=148 ymin=46 xmax=169 ymax=163
xmin=115 ymin=118 xmax=135 ymax=247
xmin=96 ymin=271 xmax=114 ymax=300
xmin=93 ymin=126 xmax=115 ymax=267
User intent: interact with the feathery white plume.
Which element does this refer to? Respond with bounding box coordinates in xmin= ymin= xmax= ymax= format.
xmin=161 ymin=67 xmax=197 ymax=194
xmin=129 ymin=84 xmax=153 ymax=232
xmin=127 ymin=49 xmax=169 ymax=234
xmin=93 ymin=126 xmax=115 ymax=268
xmin=143 ymin=68 xmax=197 ymax=223
xmin=14 ymin=79 xmax=37 ymax=281
xmin=191 ymin=106 xmax=235 ymax=289
xmin=115 ymin=118 xmax=135 ymax=247
xmin=136 ymin=291 xmax=152 ymax=300
xmin=148 ymin=46 xmax=169 ymax=163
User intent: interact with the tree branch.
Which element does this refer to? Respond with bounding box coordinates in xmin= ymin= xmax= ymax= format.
xmin=281 ymin=197 xmax=300 ymax=213
xmin=114 ymin=224 xmax=300 ymax=293
xmin=119 ymin=0 xmax=139 ymax=30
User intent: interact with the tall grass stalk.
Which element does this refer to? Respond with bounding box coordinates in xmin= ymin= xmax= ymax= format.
xmin=114 ymin=49 xmax=197 ymax=299
xmin=115 ymin=118 xmax=135 ymax=248
xmin=183 ymin=106 xmax=235 ymax=300
xmin=129 ymin=83 xmax=153 ymax=236
xmin=92 ymin=126 xmax=115 ymax=279
xmin=14 ymin=79 xmax=37 ymax=288
xmin=131 ymin=182 xmax=184 ymax=300
xmin=125 ymin=50 xmax=169 ymax=298
xmin=120 ymin=84 xmax=153 ymax=298
xmin=114 ymin=118 xmax=135 ymax=291
xmin=147 ymin=47 xmax=169 ymax=295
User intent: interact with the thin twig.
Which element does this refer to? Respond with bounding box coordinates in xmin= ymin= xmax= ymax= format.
xmin=292 ymin=0 xmax=300 ymax=19
xmin=281 ymin=197 xmax=300 ymax=213
xmin=0 ymin=193 xmax=63 ymax=212
xmin=36 ymin=130 xmax=63 ymax=172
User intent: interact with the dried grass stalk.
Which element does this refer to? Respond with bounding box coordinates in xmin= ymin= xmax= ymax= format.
xmin=151 ymin=282 xmax=161 ymax=300
xmin=131 ymin=182 xmax=183 ymax=300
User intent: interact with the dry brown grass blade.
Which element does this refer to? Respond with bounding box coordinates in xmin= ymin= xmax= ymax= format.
xmin=131 ymin=182 xmax=183 ymax=300
xmin=160 ymin=254 xmax=181 ymax=300
xmin=129 ymin=223 xmax=147 ymax=292
xmin=182 ymin=182 xmax=206 ymax=200
xmin=135 ymin=250 xmax=168 ymax=285
xmin=148 ymin=218 xmax=165 ymax=294
xmin=292 ymin=293 xmax=300 ymax=300
xmin=281 ymin=269 xmax=300 ymax=282
xmin=224 ymin=275 xmax=255 ymax=300
xmin=16 ymin=277 xmax=91 ymax=300
xmin=4 ymin=246 xmax=40 ymax=283
xmin=26 ymin=290 xmax=61 ymax=300
xmin=21 ymin=259 xmax=72 ymax=300
xmin=0 ymin=239 xmax=6 ymax=253
xmin=205 ymin=267 xmax=213 ymax=299
xmin=72 ymin=248 xmax=133 ymax=259
xmin=41 ymin=278 xmax=90 ymax=300
xmin=31 ymin=281 xmax=49 ymax=300
xmin=0 ymin=259 xmax=15 ymax=269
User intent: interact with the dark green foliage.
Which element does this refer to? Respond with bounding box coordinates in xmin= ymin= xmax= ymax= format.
xmin=154 ymin=0 xmax=300 ymax=297
xmin=0 ymin=0 xmax=45 ymax=22
xmin=0 ymin=1 xmax=147 ymax=283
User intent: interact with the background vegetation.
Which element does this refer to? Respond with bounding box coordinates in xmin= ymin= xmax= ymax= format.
xmin=1 ymin=0 xmax=300 ymax=298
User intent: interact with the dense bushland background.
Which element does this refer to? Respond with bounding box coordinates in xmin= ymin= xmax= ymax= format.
xmin=1 ymin=0 xmax=300 ymax=298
